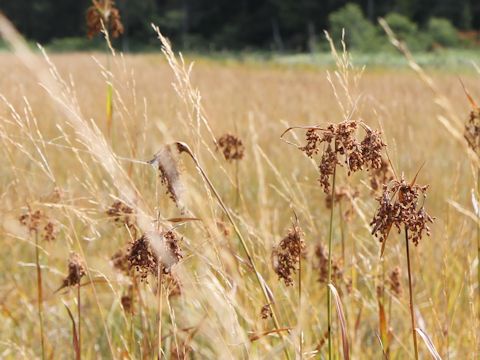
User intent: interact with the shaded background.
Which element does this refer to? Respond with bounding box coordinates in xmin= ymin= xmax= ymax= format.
xmin=0 ymin=0 xmax=479 ymax=51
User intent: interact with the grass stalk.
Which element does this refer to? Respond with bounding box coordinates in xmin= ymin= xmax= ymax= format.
xmin=477 ymin=168 xmax=480 ymax=322
xmin=299 ymin=251 xmax=303 ymax=360
xmin=77 ymin=283 xmax=81 ymax=359
xmin=405 ymin=227 xmax=419 ymax=360
xmin=157 ymin=264 xmax=163 ymax=359
xmin=35 ymin=232 xmax=46 ymax=360
xmin=327 ymin=166 xmax=337 ymax=360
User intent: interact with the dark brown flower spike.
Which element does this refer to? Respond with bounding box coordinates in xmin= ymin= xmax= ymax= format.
xmin=216 ymin=133 xmax=245 ymax=162
xmin=389 ymin=266 xmax=402 ymax=297
xmin=19 ymin=208 xmax=58 ymax=242
xmin=106 ymin=200 xmax=136 ymax=230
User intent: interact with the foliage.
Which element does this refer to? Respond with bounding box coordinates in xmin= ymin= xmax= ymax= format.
xmin=427 ymin=17 xmax=459 ymax=48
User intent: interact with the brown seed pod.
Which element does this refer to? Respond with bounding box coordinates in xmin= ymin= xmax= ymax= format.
xmin=60 ymin=252 xmax=86 ymax=288
xmin=272 ymin=225 xmax=305 ymax=286
xmin=86 ymin=0 xmax=124 ymax=39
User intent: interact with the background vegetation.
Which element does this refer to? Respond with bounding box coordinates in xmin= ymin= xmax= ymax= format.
xmin=1 ymin=0 xmax=479 ymax=52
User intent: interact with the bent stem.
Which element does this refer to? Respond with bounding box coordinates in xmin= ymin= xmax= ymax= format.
xmin=35 ymin=232 xmax=46 ymax=360
xmin=405 ymin=227 xmax=419 ymax=360
xmin=327 ymin=166 xmax=337 ymax=360
xmin=180 ymin=143 xmax=291 ymax=360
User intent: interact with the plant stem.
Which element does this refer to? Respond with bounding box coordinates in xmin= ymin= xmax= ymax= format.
xmin=157 ymin=264 xmax=163 ymax=359
xmin=477 ymin=168 xmax=480 ymax=323
xmin=35 ymin=232 xmax=46 ymax=360
xmin=77 ymin=283 xmax=81 ymax=360
xmin=405 ymin=227 xmax=419 ymax=360
xmin=299 ymin=252 xmax=303 ymax=360
xmin=327 ymin=166 xmax=337 ymax=360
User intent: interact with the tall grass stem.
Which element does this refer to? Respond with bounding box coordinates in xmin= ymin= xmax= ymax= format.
xmin=327 ymin=166 xmax=337 ymax=360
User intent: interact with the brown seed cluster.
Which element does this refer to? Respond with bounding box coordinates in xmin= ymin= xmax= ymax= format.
xmin=127 ymin=234 xmax=158 ymax=281
xmin=260 ymin=304 xmax=273 ymax=319
xmin=86 ymin=0 xmax=124 ymax=39
xmin=61 ymin=252 xmax=86 ymax=288
xmin=300 ymin=121 xmax=386 ymax=193
xmin=315 ymin=243 xmax=345 ymax=287
xmin=464 ymin=107 xmax=480 ymax=155
xmin=216 ymin=133 xmax=245 ymax=162
xmin=389 ymin=266 xmax=402 ymax=297
xmin=127 ymin=230 xmax=183 ymax=281
xmin=19 ymin=209 xmax=58 ymax=242
xmin=164 ymin=230 xmax=183 ymax=269
xmin=106 ymin=200 xmax=136 ymax=231
xmin=370 ymin=177 xmax=434 ymax=246
xmin=272 ymin=226 xmax=305 ymax=286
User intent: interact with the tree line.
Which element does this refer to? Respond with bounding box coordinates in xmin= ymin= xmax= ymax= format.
xmin=0 ymin=0 xmax=479 ymax=51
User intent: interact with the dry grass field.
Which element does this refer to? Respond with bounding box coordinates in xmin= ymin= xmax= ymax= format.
xmin=0 ymin=22 xmax=479 ymax=360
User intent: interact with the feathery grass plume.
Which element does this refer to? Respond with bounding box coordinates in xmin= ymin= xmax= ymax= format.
xmin=389 ymin=267 xmax=402 ymax=298
xmin=86 ymin=0 xmax=124 ymax=39
xmin=148 ymin=143 xmax=186 ymax=209
xmin=370 ymin=173 xmax=434 ymax=360
xmin=216 ymin=133 xmax=245 ymax=162
xmin=272 ymin=225 xmax=306 ymax=286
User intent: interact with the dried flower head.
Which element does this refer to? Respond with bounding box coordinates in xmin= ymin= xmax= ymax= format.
xmin=297 ymin=121 xmax=386 ymax=193
xmin=272 ymin=225 xmax=305 ymax=286
xmin=216 ymin=133 xmax=245 ymax=162
xmin=315 ymin=243 xmax=344 ymax=286
xmin=389 ymin=266 xmax=402 ymax=297
xmin=127 ymin=230 xmax=183 ymax=281
xmin=127 ymin=234 xmax=158 ymax=281
xmin=19 ymin=209 xmax=58 ymax=242
xmin=464 ymin=107 xmax=480 ymax=155
xmin=370 ymin=176 xmax=434 ymax=247
xmin=106 ymin=200 xmax=136 ymax=230
xmin=260 ymin=304 xmax=273 ymax=319
xmin=86 ymin=0 xmax=124 ymax=39
xmin=61 ymin=252 xmax=86 ymax=288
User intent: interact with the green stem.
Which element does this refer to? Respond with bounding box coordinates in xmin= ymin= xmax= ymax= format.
xmin=327 ymin=166 xmax=337 ymax=360
xmin=405 ymin=227 xmax=419 ymax=360
xmin=35 ymin=232 xmax=46 ymax=360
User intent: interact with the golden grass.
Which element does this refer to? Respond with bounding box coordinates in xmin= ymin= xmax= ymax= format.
xmin=0 ymin=36 xmax=479 ymax=359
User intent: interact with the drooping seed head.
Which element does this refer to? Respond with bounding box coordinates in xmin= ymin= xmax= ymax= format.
xmin=86 ymin=0 xmax=124 ymax=39
xmin=272 ymin=225 xmax=305 ymax=286
xmin=61 ymin=252 xmax=86 ymax=288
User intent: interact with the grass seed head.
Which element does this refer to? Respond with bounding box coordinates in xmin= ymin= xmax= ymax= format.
xmin=389 ymin=266 xmax=402 ymax=297
xmin=216 ymin=133 xmax=245 ymax=162
xmin=272 ymin=225 xmax=305 ymax=286
xmin=106 ymin=200 xmax=136 ymax=230
xmin=370 ymin=176 xmax=434 ymax=246
xmin=61 ymin=252 xmax=86 ymax=288
xmin=464 ymin=108 xmax=480 ymax=155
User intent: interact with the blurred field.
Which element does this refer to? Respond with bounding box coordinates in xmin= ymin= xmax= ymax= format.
xmin=0 ymin=49 xmax=479 ymax=359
